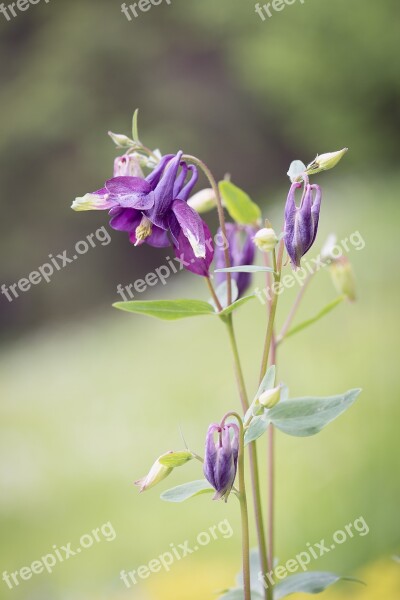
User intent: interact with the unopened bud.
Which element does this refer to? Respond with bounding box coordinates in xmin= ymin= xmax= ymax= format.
xmin=253 ymin=227 xmax=278 ymax=253
xmin=330 ymin=257 xmax=356 ymax=302
xmin=306 ymin=148 xmax=348 ymax=175
xmin=259 ymin=385 xmax=281 ymax=409
xmin=108 ymin=131 xmax=133 ymax=148
xmin=320 ymin=233 xmax=338 ymax=264
xmin=134 ymin=453 xmax=174 ymax=492
xmin=114 ymin=154 xmax=144 ymax=177
xmin=187 ymin=188 xmax=217 ymax=214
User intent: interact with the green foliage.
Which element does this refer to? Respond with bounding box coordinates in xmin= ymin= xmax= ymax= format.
xmin=274 ymin=572 xmax=361 ymax=599
xmin=219 ymin=181 xmax=261 ymax=225
xmin=160 ymin=480 xmax=214 ymax=503
xmin=113 ymin=299 xmax=215 ymax=320
xmin=269 ymin=389 xmax=361 ymax=437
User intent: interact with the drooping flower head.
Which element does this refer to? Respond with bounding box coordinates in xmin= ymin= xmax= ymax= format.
xmin=203 ymin=422 xmax=239 ymax=502
xmin=284 ymin=180 xmax=322 ymax=268
xmin=215 ymin=223 xmax=256 ymax=296
xmin=72 ymin=152 xmax=213 ymax=265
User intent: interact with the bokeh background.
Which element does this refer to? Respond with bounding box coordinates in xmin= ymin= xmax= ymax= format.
xmin=0 ymin=0 xmax=399 ymax=598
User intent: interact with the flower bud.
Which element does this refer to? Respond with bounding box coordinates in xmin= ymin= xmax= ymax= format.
xmin=203 ymin=422 xmax=239 ymax=502
xmin=253 ymin=227 xmax=278 ymax=253
xmin=284 ymin=181 xmax=322 ymax=268
xmin=320 ymin=233 xmax=338 ymax=264
xmin=306 ymin=148 xmax=348 ymax=175
xmin=259 ymin=385 xmax=281 ymax=409
xmin=108 ymin=131 xmax=133 ymax=148
xmin=113 ymin=154 xmax=144 ymax=178
xmin=329 ymin=257 xmax=356 ymax=302
xmin=187 ymin=188 xmax=217 ymax=214
xmin=134 ymin=453 xmax=173 ymax=492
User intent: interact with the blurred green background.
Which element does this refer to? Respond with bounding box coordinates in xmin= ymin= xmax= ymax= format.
xmin=0 ymin=0 xmax=399 ymax=598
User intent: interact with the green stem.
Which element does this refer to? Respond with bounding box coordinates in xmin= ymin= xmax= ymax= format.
xmin=259 ymin=242 xmax=284 ymax=381
xmin=182 ymin=154 xmax=232 ymax=306
xmin=277 ymin=272 xmax=315 ymax=343
xmin=258 ymin=240 xmax=284 ymax=582
xmin=225 ymin=316 xmax=270 ymax=600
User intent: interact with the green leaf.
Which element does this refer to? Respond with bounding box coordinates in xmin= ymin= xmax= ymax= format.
xmin=132 ymin=108 xmax=140 ymax=142
xmin=268 ymin=389 xmax=362 ymax=437
xmin=158 ymin=451 xmax=194 ymax=468
xmin=219 ymin=295 xmax=256 ymax=318
xmin=244 ymin=415 xmax=270 ymax=445
xmin=283 ymin=296 xmax=345 ymax=340
xmin=113 ymin=299 xmax=215 ymax=320
xmin=274 ymin=571 xmax=362 ymax=599
xmin=287 ymin=160 xmax=306 ymax=183
xmin=219 ymin=180 xmax=261 ymax=225
xmin=215 ymin=265 xmax=274 ymax=274
xmin=210 ymin=280 xmax=239 ymax=310
xmin=160 ymin=480 xmax=214 ymax=503
xmin=219 ymin=590 xmax=264 ymax=600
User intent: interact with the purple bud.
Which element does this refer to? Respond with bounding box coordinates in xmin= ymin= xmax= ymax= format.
xmin=284 ymin=181 xmax=322 ymax=268
xmin=203 ymin=422 xmax=239 ymax=502
xmin=215 ymin=224 xmax=256 ymax=296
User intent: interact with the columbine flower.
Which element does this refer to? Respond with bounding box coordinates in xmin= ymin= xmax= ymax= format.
xmin=215 ymin=224 xmax=255 ymax=296
xmin=284 ymin=181 xmax=322 ymax=268
xmin=72 ymin=152 xmax=209 ymax=258
xmin=203 ymin=422 xmax=239 ymax=502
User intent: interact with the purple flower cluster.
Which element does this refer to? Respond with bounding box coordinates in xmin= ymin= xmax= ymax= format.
xmin=72 ymin=152 xmax=213 ymax=275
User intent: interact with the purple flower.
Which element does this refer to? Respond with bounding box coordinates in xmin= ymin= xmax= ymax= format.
xmin=284 ymin=181 xmax=322 ymax=268
xmin=72 ymin=152 xmax=210 ymax=259
xmin=215 ymin=224 xmax=256 ymax=296
xmin=203 ymin=422 xmax=239 ymax=502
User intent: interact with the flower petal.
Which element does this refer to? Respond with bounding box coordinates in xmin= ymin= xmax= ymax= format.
xmin=172 ymin=198 xmax=206 ymax=258
xmin=71 ymin=188 xmax=117 ymax=211
xmin=148 ymin=152 xmax=183 ymax=228
xmin=174 ymin=221 xmax=214 ymax=277
xmin=105 ymin=176 xmax=154 ymax=210
xmin=109 ymin=207 xmax=141 ymax=232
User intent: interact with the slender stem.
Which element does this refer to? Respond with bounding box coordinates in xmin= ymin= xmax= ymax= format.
xmin=258 ymin=240 xmax=284 ymax=583
xmin=221 ymin=413 xmax=250 ymax=600
xmin=259 ymin=241 xmax=284 ymax=380
xmin=182 ymin=154 xmax=232 ymax=306
xmin=277 ymin=272 xmax=315 ymax=343
xmin=267 ymin=340 xmax=277 ymax=574
xmin=205 ymin=277 xmax=223 ymax=313
xmin=225 ymin=316 xmax=248 ymax=414
xmin=225 ymin=316 xmax=271 ymax=600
